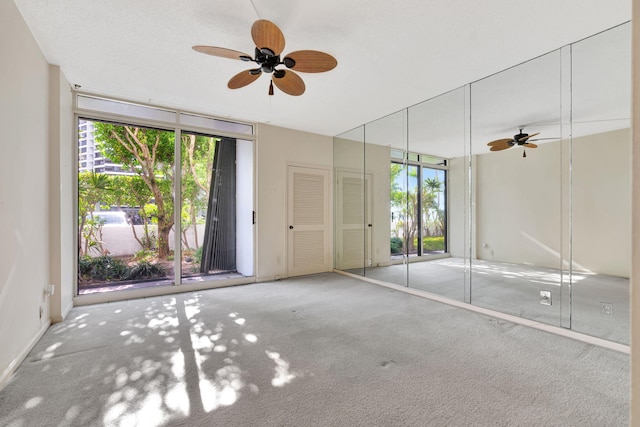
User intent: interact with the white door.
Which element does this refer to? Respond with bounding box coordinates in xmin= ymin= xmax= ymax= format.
xmin=335 ymin=170 xmax=372 ymax=270
xmin=287 ymin=166 xmax=330 ymax=276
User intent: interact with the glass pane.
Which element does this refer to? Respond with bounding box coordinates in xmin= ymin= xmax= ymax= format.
xmin=470 ymin=48 xmax=563 ymax=326
xmin=570 ymin=23 xmax=630 ymax=344
xmin=406 ymin=87 xmax=467 ymax=301
xmin=390 ymin=162 xmax=407 ymax=259
xmin=363 ymin=110 xmax=408 ymax=286
xmin=334 ymin=126 xmax=365 ymax=275
xmin=180 ymin=134 xmax=247 ymax=282
xmin=179 ymin=113 xmax=253 ymax=135
xmin=77 ymin=119 xmax=175 ymax=294
xmin=420 ymin=155 xmax=447 ymax=166
xmin=77 ymin=95 xmax=176 ymax=123
xmin=390 ymin=149 xmax=404 ymax=160
xmin=405 ymin=164 xmax=419 ymax=257
xmin=421 ymin=167 xmax=446 ymax=255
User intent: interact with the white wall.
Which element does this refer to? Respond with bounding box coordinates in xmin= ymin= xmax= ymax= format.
xmin=448 ymin=155 xmax=472 ymax=258
xmin=475 ymin=130 xmax=630 ymax=277
xmin=476 ymin=141 xmax=563 ymax=269
xmin=0 ymin=0 xmax=55 ymax=386
xmin=571 ymin=129 xmax=630 ymax=277
xmin=48 ymin=65 xmax=74 ymax=322
xmin=255 ymin=124 xmax=333 ymax=281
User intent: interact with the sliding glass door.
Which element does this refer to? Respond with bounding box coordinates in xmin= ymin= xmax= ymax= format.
xmin=78 ymin=120 xmax=176 ymax=293
xmin=180 ymin=133 xmax=238 ymax=282
xmin=76 ymin=95 xmax=255 ymax=296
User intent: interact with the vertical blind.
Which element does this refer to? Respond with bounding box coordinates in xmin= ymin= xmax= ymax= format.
xmin=200 ymin=137 xmax=237 ymax=273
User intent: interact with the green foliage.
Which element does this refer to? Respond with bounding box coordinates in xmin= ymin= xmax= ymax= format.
xmin=140 ymin=231 xmax=157 ymax=250
xmin=78 ymin=255 xmax=129 ymax=282
xmin=133 ymin=249 xmax=156 ymax=262
xmin=93 ymin=123 xmax=175 ymax=169
xmin=390 ymin=237 xmax=404 ymax=254
xmin=422 ymin=236 xmax=445 ymax=251
xmin=194 ymin=246 xmax=203 ymax=264
xmin=127 ymin=261 xmax=166 ymax=280
xmin=109 ymin=175 xmax=153 ymax=212
xmin=79 ymin=255 xmax=166 ymax=282
xmin=92 ymin=122 xmax=176 ymax=258
xmin=78 ymin=172 xmax=113 ymax=256
xmin=78 ymin=122 xmax=217 ymax=261
xmin=390 ymin=164 xmax=445 ymax=253
xmin=144 ymin=203 xmax=159 ymax=224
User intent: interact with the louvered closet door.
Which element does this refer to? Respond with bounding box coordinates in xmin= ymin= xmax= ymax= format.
xmin=336 ymin=170 xmax=372 ymax=270
xmin=287 ymin=166 xmax=330 ymax=276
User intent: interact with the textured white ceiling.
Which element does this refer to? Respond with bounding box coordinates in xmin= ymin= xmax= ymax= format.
xmin=13 ymin=0 xmax=631 ymax=139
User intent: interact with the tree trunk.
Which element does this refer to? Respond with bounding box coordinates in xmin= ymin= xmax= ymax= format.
xmin=157 ymin=223 xmax=172 ymax=259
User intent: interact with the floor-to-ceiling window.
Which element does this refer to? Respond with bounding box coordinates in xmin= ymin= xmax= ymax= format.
xmin=75 ymin=95 xmax=255 ymax=296
xmin=390 ymin=152 xmax=448 ymax=260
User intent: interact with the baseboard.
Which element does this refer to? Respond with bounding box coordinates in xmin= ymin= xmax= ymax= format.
xmin=334 ymin=269 xmax=630 ymax=355
xmin=74 ymin=276 xmax=256 ymax=306
xmin=0 ymin=320 xmax=51 ymax=392
xmin=256 ymin=275 xmax=287 ymax=283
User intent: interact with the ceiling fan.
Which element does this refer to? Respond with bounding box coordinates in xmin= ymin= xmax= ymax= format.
xmin=487 ymin=129 xmax=544 ymax=157
xmin=192 ymin=19 xmax=337 ymax=96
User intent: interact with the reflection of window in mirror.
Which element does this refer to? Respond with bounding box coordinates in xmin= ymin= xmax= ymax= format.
xmin=390 ymin=152 xmax=448 ymax=260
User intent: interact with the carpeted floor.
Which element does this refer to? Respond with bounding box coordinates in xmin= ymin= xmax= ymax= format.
xmin=357 ymin=258 xmax=630 ymax=344
xmin=0 ymin=273 xmax=629 ymax=426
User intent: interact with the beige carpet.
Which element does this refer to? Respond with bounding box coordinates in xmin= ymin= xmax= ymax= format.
xmin=0 ymin=273 xmax=629 ymax=426
xmin=358 ymin=258 xmax=630 ymax=344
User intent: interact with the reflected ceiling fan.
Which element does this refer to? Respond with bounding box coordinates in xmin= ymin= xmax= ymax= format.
xmin=486 ymin=128 xmax=546 ymax=157
xmin=192 ymin=19 xmax=337 ymax=96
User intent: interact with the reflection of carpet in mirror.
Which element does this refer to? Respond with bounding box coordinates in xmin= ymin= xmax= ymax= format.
xmin=360 ymin=257 xmax=629 ymax=345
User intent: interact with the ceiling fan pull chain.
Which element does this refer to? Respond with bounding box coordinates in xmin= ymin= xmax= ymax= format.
xmin=269 ymin=80 xmax=274 ymax=96
xmin=523 ymin=149 xmax=526 ymax=158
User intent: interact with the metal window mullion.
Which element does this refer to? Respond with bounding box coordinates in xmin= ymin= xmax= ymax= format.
xmin=174 ymin=125 xmax=182 ymax=286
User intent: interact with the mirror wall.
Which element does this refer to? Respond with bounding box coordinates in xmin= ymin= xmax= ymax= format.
xmin=334 ymin=125 xmax=365 ymax=276
xmin=471 ymin=48 xmax=566 ymax=328
xmin=334 ymin=22 xmax=630 ymax=344
xmin=569 ymin=23 xmax=631 ymax=343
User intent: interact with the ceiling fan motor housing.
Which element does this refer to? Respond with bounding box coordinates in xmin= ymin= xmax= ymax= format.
xmin=255 ymin=48 xmax=281 ymax=73
xmin=514 ymin=131 xmax=528 ymax=143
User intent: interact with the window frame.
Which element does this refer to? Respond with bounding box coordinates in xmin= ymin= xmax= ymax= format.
xmin=73 ymin=93 xmax=256 ymax=302
xmin=390 ymin=151 xmax=449 ymax=261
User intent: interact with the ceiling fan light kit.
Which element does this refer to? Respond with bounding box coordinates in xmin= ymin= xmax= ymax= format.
xmin=193 ymin=19 xmax=337 ymax=96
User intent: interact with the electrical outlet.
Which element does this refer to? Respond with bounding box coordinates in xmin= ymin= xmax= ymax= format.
xmin=600 ymin=302 xmax=614 ymax=318
xmin=540 ymin=291 xmax=552 ymax=306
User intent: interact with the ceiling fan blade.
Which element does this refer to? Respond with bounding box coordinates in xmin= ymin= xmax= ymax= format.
xmin=251 ymin=20 xmax=285 ymax=55
xmin=192 ymin=45 xmax=251 ymax=60
xmin=528 ymin=137 xmax=558 ymax=142
xmin=272 ymin=70 xmax=305 ymax=96
xmin=522 ymin=142 xmax=538 ymax=148
xmin=284 ymin=50 xmax=338 ymax=73
xmin=487 ymin=138 xmax=513 ymax=147
xmin=228 ymin=69 xmax=261 ymax=89
xmin=489 ymin=142 xmax=513 ymax=151
xmin=517 ymin=132 xmax=540 ymax=142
